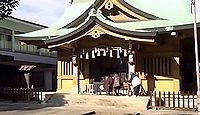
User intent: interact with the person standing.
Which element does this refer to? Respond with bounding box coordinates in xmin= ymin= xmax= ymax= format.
xmin=113 ymin=73 xmax=120 ymax=96
xmin=107 ymin=75 xmax=113 ymax=95
xmin=130 ymin=72 xmax=141 ymax=96
xmin=103 ymin=75 xmax=109 ymax=95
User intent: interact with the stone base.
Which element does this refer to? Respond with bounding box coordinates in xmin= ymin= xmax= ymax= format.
xmin=71 ymin=87 xmax=79 ymax=94
xmin=57 ymin=87 xmax=79 ymax=94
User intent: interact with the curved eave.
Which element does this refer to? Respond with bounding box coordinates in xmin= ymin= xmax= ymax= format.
xmin=15 ymin=36 xmax=47 ymax=47
xmin=45 ymin=16 xmax=156 ymax=46
xmin=16 ymin=36 xmax=48 ymax=41
xmin=64 ymin=0 xmax=160 ymax=28
xmin=20 ymin=40 xmax=46 ymax=47
xmin=16 ymin=1 xmax=98 ymax=38
xmin=173 ymin=22 xmax=200 ymax=31
xmin=143 ymin=22 xmax=200 ymax=32
xmin=64 ymin=0 xmax=105 ymax=28
xmin=96 ymin=18 xmax=157 ymax=38
xmin=119 ymin=0 xmax=160 ymax=20
xmin=119 ymin=0 xmax=159 ymax=20
xmin=45 ymin=17 xmax=96 ymax=45
xmin=15 ymin=26 xmax=62 ymax=38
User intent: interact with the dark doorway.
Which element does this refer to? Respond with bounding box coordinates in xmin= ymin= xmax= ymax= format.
xmin=90 ymin=55 xmax=128 ymax=82
xmin=180 ymin=38 xmax=196 ymax=91
xmin=0 ymin=65 xmax=26 ymax=88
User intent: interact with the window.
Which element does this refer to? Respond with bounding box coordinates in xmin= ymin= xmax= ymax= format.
xmin=0 ymin=33 xmax=12 ymax=50
xmin=0 ymin=27 xmax=12 ymax=50
xmin=143 ymin=56 xmax=172 ymax=75
xmin=60 ymin=61 xmax=73 ymax=76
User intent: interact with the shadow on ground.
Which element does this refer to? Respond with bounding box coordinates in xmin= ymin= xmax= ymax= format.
xmin=0 ymin=93 xmax=68 ymax=112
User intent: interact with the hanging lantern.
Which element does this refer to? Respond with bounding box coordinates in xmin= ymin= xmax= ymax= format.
xmin=97 ymin=48 xmax=100 ymax=56
xmin=72 ymin=55 xmax=77 ymax=66
xmin=92 ymin=50 xmax=95 ymax=58
xmin=85 ymin=52 xmax=89 ymax=59
xmin=128 ymin=52 xmax=135 ymax=65
xmin=110 ymin=50 xmax=113 ymax=58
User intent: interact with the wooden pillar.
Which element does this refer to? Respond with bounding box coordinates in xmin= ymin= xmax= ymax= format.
xmin=11 ymin=30 xmax=15 ymax=52
xmin=44 ymin=71 xmax=53 ymax=90
xmin=72 ymin=64 xmax=79 ymax=94
xmin=24 ymin=73 xmax=30 ymax=88
xmin=57 ymin=61 xmax=62 ymax=91
xmin=128 ymin=43 xmax=136 ymax=79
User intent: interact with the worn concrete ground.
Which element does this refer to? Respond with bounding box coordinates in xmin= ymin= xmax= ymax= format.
xmin=0 ymin=94 xmax=198 ymax=115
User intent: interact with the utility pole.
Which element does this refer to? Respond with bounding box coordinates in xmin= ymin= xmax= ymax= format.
xmin=191 ymin=0 xmax=200 ymax=114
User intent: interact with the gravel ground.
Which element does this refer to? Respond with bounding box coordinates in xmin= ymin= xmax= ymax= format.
xmin=0 ymin=94 xmax=198 ymax=115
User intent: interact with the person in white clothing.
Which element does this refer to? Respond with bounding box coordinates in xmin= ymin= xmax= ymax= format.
xmin=129 ymin=72 xmax=141 ymax=96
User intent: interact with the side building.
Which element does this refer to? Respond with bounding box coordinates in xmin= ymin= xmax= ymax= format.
xmin=0 ymin=17 xmax=57 ymax=91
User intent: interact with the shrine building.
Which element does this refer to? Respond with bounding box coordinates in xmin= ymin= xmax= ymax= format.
xmin=17 ymin=0 xmax=200 ymax=93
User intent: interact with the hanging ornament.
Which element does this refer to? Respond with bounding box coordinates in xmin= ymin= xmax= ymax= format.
xmin=124 ymin=49 xmax=127 ymax=57
xmin=82 ymin=49 xmax=85 ymax=55
xmin=85 ymin=52 xmax=89 ymax=59
xmin=103 ymin=49 xmax=106 ymax=56
xmin=117 ymin=49 xmax=120 ymax=58
xmin=128 ymin=52 xmax=135 ymax=65
xmin=106 ymin=47 xmax=109 ymax=52
xmin=72 ymin=55 xmax=77 ymax=66
xmin=110 ymin=50 xmax=113 ymax=58
xmin=80 ymin=54 xmax=83 ymax=58
xmin=92 ymin=50 xmax=95 ymax=58
xmin=97 ymin=48 xmax=100 ymax=56
xmin=119 ymin=47 xmax=122 ymax=53
xmin=94 ymin=48 xmax=98 ymax=53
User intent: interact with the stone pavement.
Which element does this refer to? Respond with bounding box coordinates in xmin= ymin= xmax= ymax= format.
xmin=0 ymin=95 xmax=198 ymax=115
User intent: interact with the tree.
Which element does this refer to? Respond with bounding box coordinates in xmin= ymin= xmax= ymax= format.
xmin=0 ymin=0 xmax=20 ymax=18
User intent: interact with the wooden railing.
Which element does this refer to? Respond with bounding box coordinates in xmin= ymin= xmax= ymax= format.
xmin=0 ymin=87 xmax=43 ymax=103
xmin=148 ymin=91 xmax=197 ymax=110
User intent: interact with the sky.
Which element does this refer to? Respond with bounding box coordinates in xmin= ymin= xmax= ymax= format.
xmin=196 ymin=0 xmax=200 ymax=17
xmin=12 ymin=0 xmax=70 ymax=26
xmin=12 ymin=0 xmax=200 ymax=27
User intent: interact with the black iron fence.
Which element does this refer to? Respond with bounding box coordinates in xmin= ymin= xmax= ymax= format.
xmin=148 ymin=91 xmax=197 ymax=110
xmin=0 ymin=87 xmax=43 ymax=103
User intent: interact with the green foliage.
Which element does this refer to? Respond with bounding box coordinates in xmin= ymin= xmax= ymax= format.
xmin=0 ymin=0 xmax=20 ymax=18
